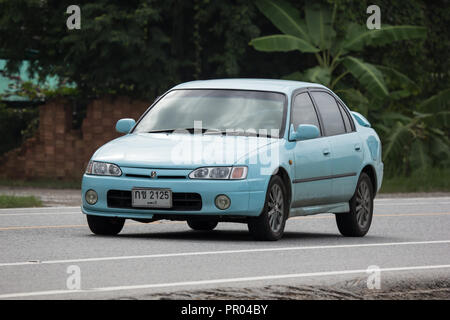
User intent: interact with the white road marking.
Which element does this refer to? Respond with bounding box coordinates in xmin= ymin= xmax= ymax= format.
xmin=0 ymin=212 xmax=77 ymax=217
xmin=375 ymin=197 xmax=450 ymax=202
xmin=0 ymin=206 xmax=80 ymax=212
xmin=0 ymin=207 xmax=80 ymax=216
xmin=375 ymin=202 xmax=450 ymax=206
xmin=0 ymin=264 xmax=449 ymax=299
xmin=0 ymin=240 xmax=449 ymax=267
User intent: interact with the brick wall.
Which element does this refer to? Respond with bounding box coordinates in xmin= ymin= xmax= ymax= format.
xmin=0 ymin=97 xmax=149 ymax=180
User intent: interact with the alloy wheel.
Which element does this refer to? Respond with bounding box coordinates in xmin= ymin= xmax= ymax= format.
xmin=267 ymin=184 xmax=284 ymax=233
xmin=355 ymin=180 xmax=372 ymax=228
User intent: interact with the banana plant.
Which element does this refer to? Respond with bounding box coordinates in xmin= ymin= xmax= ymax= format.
xmin=381 ymin=89 xmax=450 ymax=175
xmin=249 ymin=0 xmax=427 ymax=101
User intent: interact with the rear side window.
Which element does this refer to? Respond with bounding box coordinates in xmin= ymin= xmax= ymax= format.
xmin=291 ymin=93 xmax=321 ymax=134
xmin=338 ymin=102 xmax=354 ymax=133
xmin=311 ymin=92 xmax=346 ymax=136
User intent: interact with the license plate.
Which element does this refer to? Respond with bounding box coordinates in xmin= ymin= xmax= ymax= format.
xmin=131 ymin=188 xmax=172 ymax=208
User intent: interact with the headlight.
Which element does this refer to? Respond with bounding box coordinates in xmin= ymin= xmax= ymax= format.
xmin=189 ymin=167 xmax=248 ymax=180
xmin=85 ymin=161 xmax=122 ymax=176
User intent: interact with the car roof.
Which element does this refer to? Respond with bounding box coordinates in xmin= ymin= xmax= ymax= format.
xmin=171 ymin=78 xmax=327 ymax=95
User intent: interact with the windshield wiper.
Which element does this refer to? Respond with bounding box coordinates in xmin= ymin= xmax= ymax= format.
xmin=205 ymin=130 xmax=279 ymax=138
xmin=147 ymin=128 xmax=213 ymax=134
xmin=147 ymin=128 xmax=278 ymax=138
xmin=146 ymin=129 xmax=178 ymax=134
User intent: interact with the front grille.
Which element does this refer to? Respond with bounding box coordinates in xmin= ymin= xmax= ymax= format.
xmin=125 ymin=174 xmax=186 ymax=179
xmin=107 ymin=190 xmax=202 ymax=211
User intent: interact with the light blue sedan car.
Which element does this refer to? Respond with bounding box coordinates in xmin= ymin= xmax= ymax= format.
xmin=82 ymin=79 xmax=383 ymax=240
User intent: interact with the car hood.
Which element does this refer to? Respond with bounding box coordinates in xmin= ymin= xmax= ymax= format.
xmin=92 ymin=133 xmax=278 ymax=169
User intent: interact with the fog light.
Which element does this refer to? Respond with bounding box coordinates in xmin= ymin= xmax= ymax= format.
xmin=215 ymin=194 xmax=231 ymax=210
xmin=85 ymin=190 xmax=98 ymax=205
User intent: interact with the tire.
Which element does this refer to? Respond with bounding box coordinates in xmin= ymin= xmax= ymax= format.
xmin=248 ymin=175 xmax=289 ymax=241
xmin=335 ymin=172 xmax=374 ymax=237
xmin=187 ymin=219 xmax=218 ymax=231
xmin=86 ymin=215 xmax=125 ymax=236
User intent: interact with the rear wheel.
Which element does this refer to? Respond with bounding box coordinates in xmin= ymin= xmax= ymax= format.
xmin=187 ymin=219 xmax=218 ymax=231
xmin=335 ymin=173 xmax=374 ymax=237
xmin=248 ymin=176 xmax=288 ymax=241
xmin=86 ymin=215 xmax=125 ymax=236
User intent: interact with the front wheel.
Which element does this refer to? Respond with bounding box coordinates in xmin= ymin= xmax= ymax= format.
xmin=335 ymin=173 xmax=374 ymax=237
xmin=248 ymin=176 xmax=288 ymax=241
xmin=87 ymin=215 xmax=125 ymax=236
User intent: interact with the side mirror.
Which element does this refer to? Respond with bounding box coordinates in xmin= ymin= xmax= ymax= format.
xmin=116 ymin=118 xmax=136 ymax=134
xmin=290 ymin=124 xmax=320 ymax=141
xmin=351 ymin=111 xmax=371 ymax=127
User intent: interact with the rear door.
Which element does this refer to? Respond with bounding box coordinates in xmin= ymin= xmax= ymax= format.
xmin=290 ymin=91 xmax=333 ymax=207
xmin=310 ymin=91 xmax=364 ymax=203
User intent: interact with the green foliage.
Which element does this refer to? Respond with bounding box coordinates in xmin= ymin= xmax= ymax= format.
xmin=0 ymin=103 xmax=38 ymax=156
xmin=381 ymin=89 xmax=450 ymax=176
xmin=0 ymin=178 xmax=81 ymax=189
xmin=0 ymin=195 xmax=43 ymax=208
xmin=419 ymin=88 xmax=450 ymax=115
xmin=250 ymin=35 xmax=319 ymax=53
xmin=380 ymin=168 xmax=450 ymax=193
xmin=253 ymin=0 xmax=310 ymax=40
xmin=0 ymin=0 xmax=186 ymax=98
xmin=302 ymin=66 xmax=331 ymax=86
xmin=6 ymin=80 xmax=79 ymax=101
xmin=0 ymin=0 xmax=448 ymax=183
xmin=341 ymin=24 xmax=427 ymax=52
xmin=0 ymin=0 xmax=267 ymax=98
xmin=304 ymin=3 xmax=335 ymax=50
xmin=250 ymin=0 xmax=426 ymax=99
xmin=341 ymin=56 xmax=388 ymax=97
xmin=250 ymin=0 xmax=448 ymax=178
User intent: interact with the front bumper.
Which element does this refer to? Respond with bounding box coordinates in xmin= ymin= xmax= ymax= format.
xmin=81 ymin=171 xmax=266 ymax=219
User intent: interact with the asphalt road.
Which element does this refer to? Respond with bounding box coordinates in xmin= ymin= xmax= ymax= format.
xmin=0 ymin=196 xmax=449 ymax=299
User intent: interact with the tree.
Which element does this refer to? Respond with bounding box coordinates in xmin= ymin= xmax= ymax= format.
xmin=249 ymin=0 xmax=426 ymax=102
xmin=0 ymin=0 xmax=264 ymax=100
xmin=249 ymin=0 xmax=450 ymax=175
xmin=0 ymin=0 xmax=192 ymax=99
xmin=382 ymin=89 xmax=450 ymax=175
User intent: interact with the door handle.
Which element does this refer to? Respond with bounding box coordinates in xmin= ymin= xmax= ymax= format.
xmin=322 ymin=148 xmax=331 ymax=156
xmin=354 ymin=144 xmax=361 ymax=151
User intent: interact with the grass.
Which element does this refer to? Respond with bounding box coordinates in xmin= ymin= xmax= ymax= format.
xmin=0 ymin=178 xmax=81 ymax=189
xmin=0 ymin=195 xmax=43 ymax=208
xmin=380 ymin=168 xmax=450 ymax=193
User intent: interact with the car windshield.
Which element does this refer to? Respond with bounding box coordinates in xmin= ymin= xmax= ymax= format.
xmin=133 ymin=89 xmax=286 ymax=138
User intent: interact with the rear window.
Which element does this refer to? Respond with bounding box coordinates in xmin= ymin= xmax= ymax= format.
xmin=338 ymin=102 xmax=354 ymax=133
xmin=311 ymin=92 xmax=346 ymax=136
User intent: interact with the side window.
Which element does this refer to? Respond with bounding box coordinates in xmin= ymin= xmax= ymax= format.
xmin=338 ymin=102 xmax=353 ymax=133
xmin=291 ymin=93 xmax=321 ymax=133
xmin=311 ymin=92 xmax=346 ymax=136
